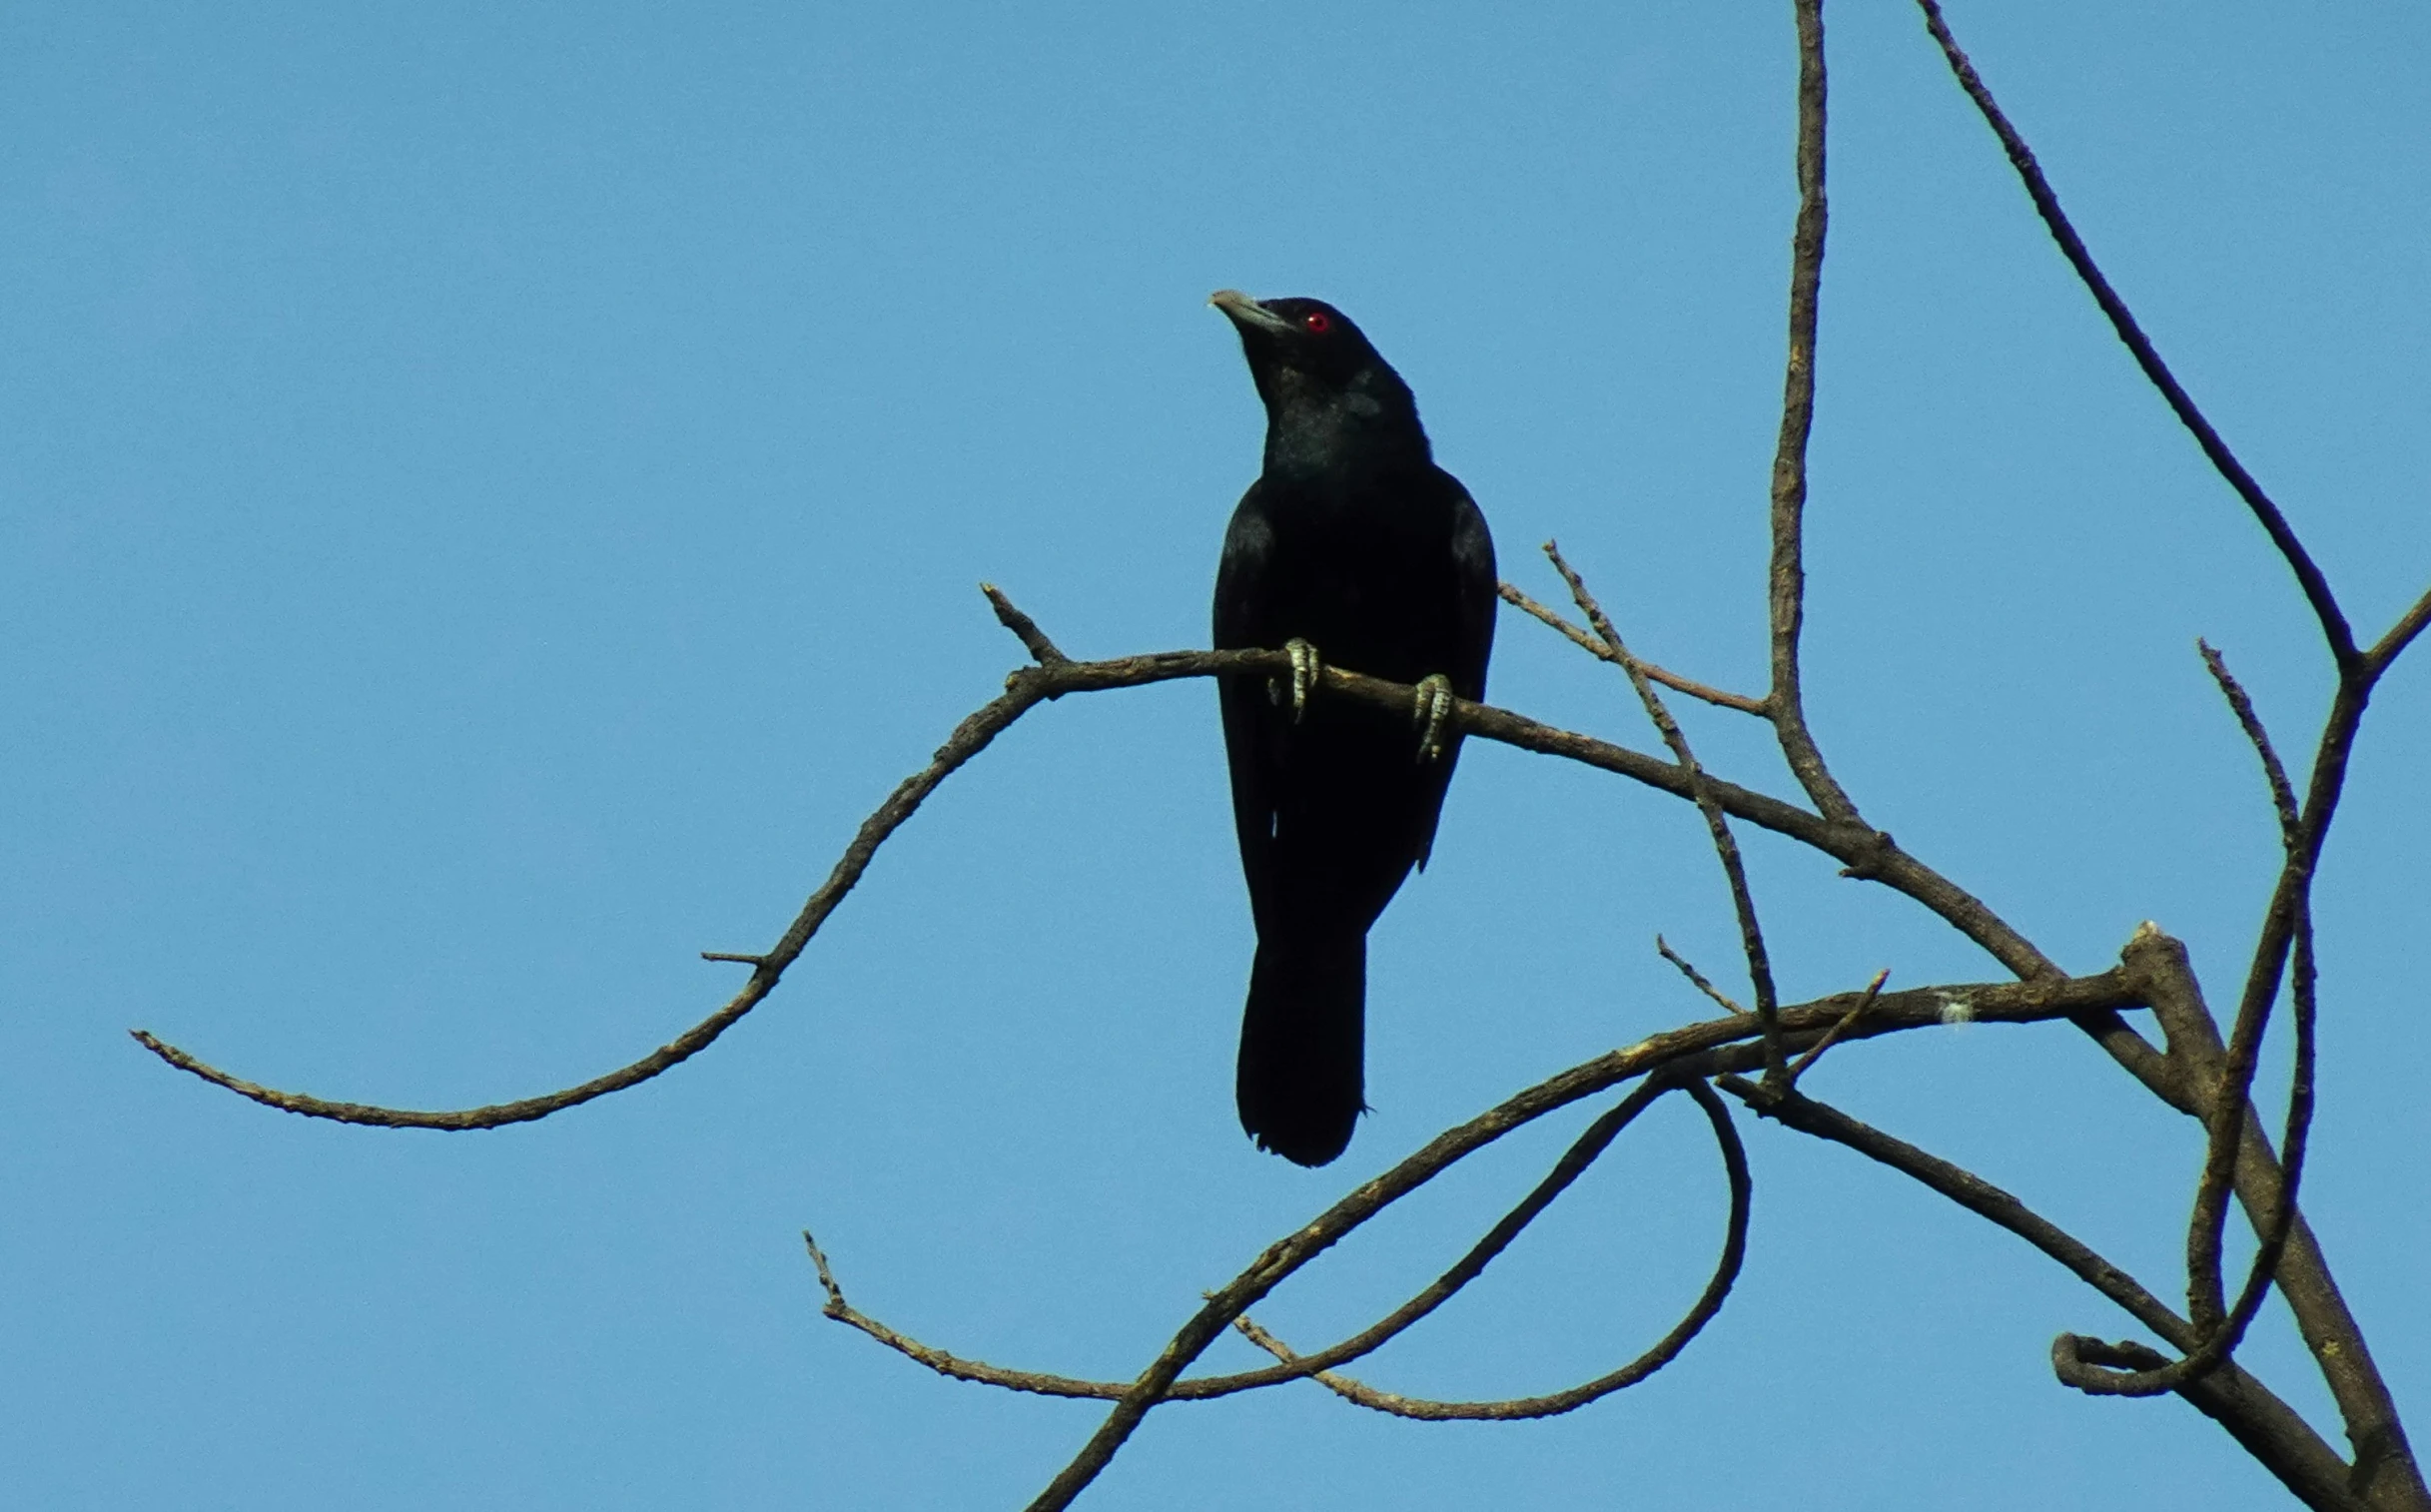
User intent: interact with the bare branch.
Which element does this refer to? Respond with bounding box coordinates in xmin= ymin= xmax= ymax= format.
xmin=1717 ymin=1077 xmax=2365 ymax=1512
xmin=1546 ymin=539 xmax=1785 ymax=1082
xmin=2121 ymin=927 xmax=2423 ymax=1500
xmin=2114 ymin=647 xmax=2316 ymax=1397
xmin=2059 ymin=901 xmax=2316 ymax=1399
xmin=2367 ymin=580 xmax=2431 ymax=676
xmin=1897 ymin=40 xmax=2428 ymax=1437
xmin=1764 ymin=0 xmax=1863 ymax=823
xmin=1498 ymin=579 xmax=1612 ymax=662
xmin=804 ymin=974 xmax=2126 ymax=1413
xmin=806 ymin=1080 xmax=1674 ymax=1405
xmin=1227 ymin=1077 xmax=1752 ymax=1422
xmin=2183 ymin=677 xmax=2369 ymax=1347
xmin=1784 ymin=967 xmax=1888 ymax=1086
xmin=1914 ymin=12 xmax=2418 ymax=1457
xmin=134 ymin=616 xmax=2094 ymax=1128
xmin=1497 ymin=580 xmax=1768 ymax=715
xmin=981 ymin=580 xmax=1069 ymax=664
xmin=1913 ymin=0 xmax=2356 ymax=669
xmin=804 ymin=1231 xmax=1124 ymax=1400
xmin=2199 ymin=639 xmax=2300 ymax=846
xmin=1657 ymin=935 xmax=1748 ymax=1016
xmin=1017 ymin=1080 xmax=1752 ymax=1508
xmin=795 ymin=967 xmax=2135 ymax=1512
xmin=131 ymin=642 xmax=1069 ymax=1129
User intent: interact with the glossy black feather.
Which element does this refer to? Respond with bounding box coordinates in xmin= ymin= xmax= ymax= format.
xmin=1211 ymin=295 xmax=1495 ymax=1165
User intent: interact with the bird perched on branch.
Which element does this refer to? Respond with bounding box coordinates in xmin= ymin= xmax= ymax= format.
xmin=1209 ymin=291 xmax=1497 ymax=1166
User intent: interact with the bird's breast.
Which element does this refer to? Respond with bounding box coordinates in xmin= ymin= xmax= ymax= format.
xmin=1249 ymin=484 xmax=1469 ymax=683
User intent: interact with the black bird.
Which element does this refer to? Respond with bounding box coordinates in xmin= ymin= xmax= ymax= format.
xmin=1210 ymin=291 xmax=1496 ymax=1166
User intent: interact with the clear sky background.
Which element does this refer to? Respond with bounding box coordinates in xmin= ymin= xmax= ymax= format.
xmin=5 ymin=2 xmax=2428 ymax=1508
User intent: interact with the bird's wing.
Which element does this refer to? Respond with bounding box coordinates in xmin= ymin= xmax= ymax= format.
xmin=1447 ymin=479 xmax=1498 ymax=701
xmin=1415 ymin=472 xmax=1498 ymax=870
xmin=1213 ymin=485 xmax=1281 ymax=908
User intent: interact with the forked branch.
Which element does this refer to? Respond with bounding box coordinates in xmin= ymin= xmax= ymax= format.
xmin=1715 ymin=1077 xmax=2363 ymax=1512
xmin=804 ymin=1075 xmax=1746 ymax=1422
xmin=1226 ymin=1078 xmax=1752 ymax=1423
xmin=133 ymin=598 xmax=2080 ymax=1132
xmin=1542 ymin=539 xmax=1786 ymax=1082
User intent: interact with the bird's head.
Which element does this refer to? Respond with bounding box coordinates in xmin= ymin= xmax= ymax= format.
xmin=1210 ymin=291 xmax=1424 ymax=464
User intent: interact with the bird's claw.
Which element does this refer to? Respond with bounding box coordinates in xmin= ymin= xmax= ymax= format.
xmin=1274 ymin=637 xmax=1320 ymax=722
xmin=1412 ymin=673 xmax=1455 ymax=761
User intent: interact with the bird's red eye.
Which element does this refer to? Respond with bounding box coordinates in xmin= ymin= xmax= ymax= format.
xmin=1302 ymin=311 xmax=1332 ymax=334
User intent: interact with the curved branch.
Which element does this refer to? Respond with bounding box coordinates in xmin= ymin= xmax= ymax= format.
xmin=1229 ymin=1076 xmax=1751 ymax=1422
xmin=1913 ymin=0 xmax=2356 ymax=668
xmin=134 ymin=610 xmax=2085 ymax=1129
xmin=1719 ymin=1078 xmax=2364 ymax=1512
xmin=131 ymin=665 xmax=1062 ymax=1129
xmin=801 ymin=971 xmax=2133 ymax=1414
xmin=1017 ymin=1068 xmax=1755 ymax=1512
xmin=808 ymin=1078 xmax=1678 ymax=1404
xmin=803 ymin=1229 xmax=1121 ymax=1401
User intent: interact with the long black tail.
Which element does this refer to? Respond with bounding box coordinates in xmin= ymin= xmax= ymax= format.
xmin=1236 ymin=933 xmax=1366 ymax=1166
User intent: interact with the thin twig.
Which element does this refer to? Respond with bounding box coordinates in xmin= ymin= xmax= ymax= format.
xmin=1498 ymin=581 xmax=1768 ymax=715
xmin=2367 ymin=580 xmax=2431 ymax=677
xmin=2198 ymin=639 xmax=2299 ymax=847
xmin=805 ymin=1230 xmax=1123 ymax=1400
xmin=980 ymin=581 xmax=1068 ymax=664
xmin=1499 ymin=580 xmax=1612 ymax=661
xmin=1546 ymin=540 xmax=1785 ymax=1083
xmin=1913 ymin=0 xmax=2356 ymax=670
xmin=1657 ymin=935 xmax=1748 ymax=1016
xmin=1785 ymin=968 xmax=1889 ymax=1086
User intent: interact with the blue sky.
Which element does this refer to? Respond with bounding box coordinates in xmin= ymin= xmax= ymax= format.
xmin=5 ymin=2 xmax=2428 ymax=1507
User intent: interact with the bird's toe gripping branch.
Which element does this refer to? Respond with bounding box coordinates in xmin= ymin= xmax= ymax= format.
xmin=1412 ymin=673 xmax=1455 ymax=762
xmin=1268 ymin=638 xmax=1322 ymax=722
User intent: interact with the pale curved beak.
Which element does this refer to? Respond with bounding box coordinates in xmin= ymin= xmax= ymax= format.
xmin=1210 ymin=289 xmax=1294 ymax=335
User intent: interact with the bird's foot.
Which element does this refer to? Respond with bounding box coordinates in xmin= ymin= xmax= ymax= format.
xmin=1266 ymin=638 xmax=1320 ymax=722
xmin=1412 ymin=673 xmax=1456 ymax=762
